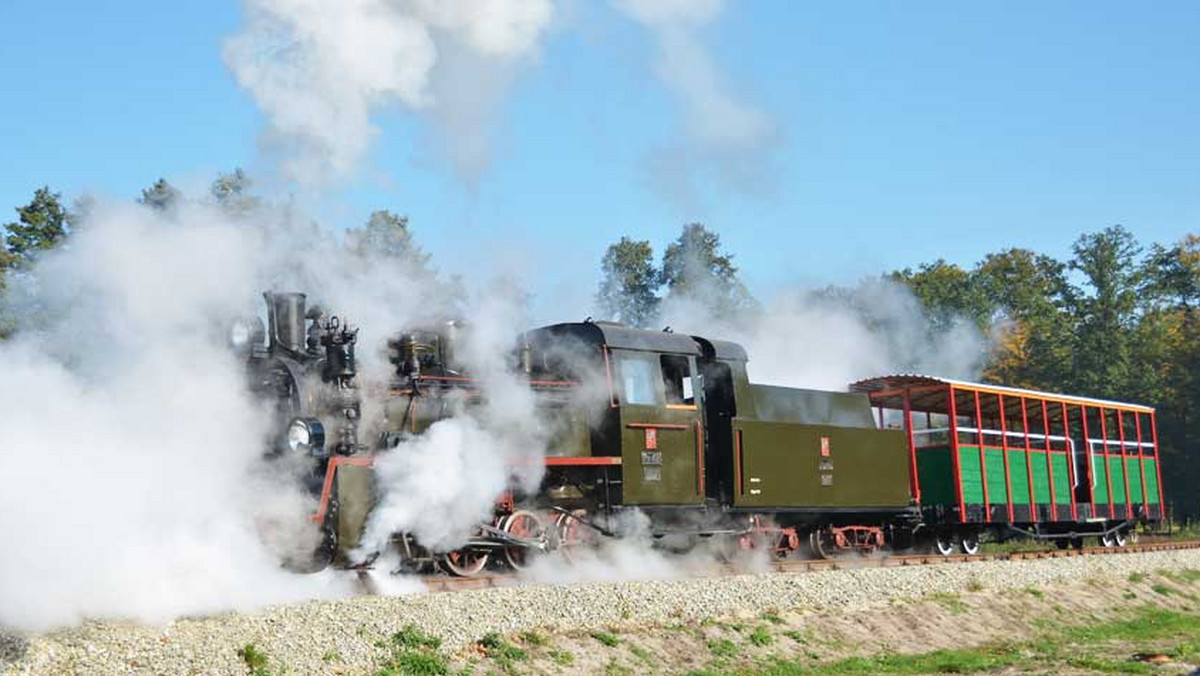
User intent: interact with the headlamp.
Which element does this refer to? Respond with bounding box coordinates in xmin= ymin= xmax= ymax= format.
xmin=286 ymin=417 xmax=326 ymax=456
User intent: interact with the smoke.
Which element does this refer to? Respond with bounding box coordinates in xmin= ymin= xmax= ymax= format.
xmin=0 ymin=202 xmax=355 ymax=631
xmin=659 ymin=277 xmax=990 ymax=390
xmin=223 ymin=0 xmax=554 ymax=185
xmin=612 ymin=0 xmax=779 ymax=204
xmin=357 ymin=282 xmax=550 ymax=555
xmin=0 ymin=192 xmax=530 ymax=630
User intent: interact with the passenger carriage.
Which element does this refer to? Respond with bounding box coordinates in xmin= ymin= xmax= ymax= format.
xmin=851 ymin=375 xmax=1165 ymax=554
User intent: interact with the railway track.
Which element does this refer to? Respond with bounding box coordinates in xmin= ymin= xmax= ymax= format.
xmin=394 ymin=539 xmax=1200 ymax=594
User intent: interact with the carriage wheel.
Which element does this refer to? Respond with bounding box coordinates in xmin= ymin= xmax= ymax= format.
xmin=554 ymin=510 xmax=596 ymax=562
xmin=959 ymin=532 xmax=981 ymax=556
xmin=500 ymin=509 xmax=549 ymax=570
xmin=934 ymin=533 xmax=956 ymax=556
xmin=439 ymin=548 xmax=489 ymax=577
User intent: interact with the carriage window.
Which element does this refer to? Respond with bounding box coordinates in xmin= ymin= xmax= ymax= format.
xmin=618 ymin=354 xmax=659 ymax=405
xmin=661 ymin=355 xmax=694 ymax=406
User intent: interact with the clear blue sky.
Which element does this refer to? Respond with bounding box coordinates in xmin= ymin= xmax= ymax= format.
xmin=2 ymin=1 xmax=1199 ymax=309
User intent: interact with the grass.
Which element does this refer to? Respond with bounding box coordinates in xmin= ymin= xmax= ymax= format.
xmin=1165 ymin=568 xmax=1200 ymax=584
xmin=672 ymin=606 xmax=1200 ymax=676
xmin=1151 ymin=583 xmax=1174 ymax=596
xmin=237 ymin=643 xmax=271 ymax=676
xmin=479 ymin=633 xmax=527 ymax=662
xmin=321 ymin=649 xmax=341 ymax=662
xmin=927 ymin=592 xmax=969 ymax=615
xmin=547 ymin=648 xmax=574 ymax=666
xmin=374 ymin=625 xmax=449 ymax=676
xmin=748 ymin=627 xmax=774 ymax=647
xmin=707 ymin=638 xmax=739 ymax=659
xmin=965 ymin=577 xmax=985 ymax=592
xmin=1024 ymin=586 xmax=1045 ymax=599
xmin=1128 ymin=572 xmax=1148 ymax=583
xmin=381 ymin=651 xmax=449 ymax=676
xmin=760 ymin=610 xmax=785 ymax=625
xmin=591 ymin=631 xmax=621 ymax=648
xmin=629 ymin=643 xmax=654 ymax=665
xmin=392 ymin=625 xmax=443 ymax=652
xmin=783 ymin=630 xmax=807 ymax=644
xmin=518 ymin=630 xmax=547 ymax=647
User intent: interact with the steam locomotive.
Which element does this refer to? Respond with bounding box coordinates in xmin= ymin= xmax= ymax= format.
xmin=236 ymin=292 xmax=1166 ymax=575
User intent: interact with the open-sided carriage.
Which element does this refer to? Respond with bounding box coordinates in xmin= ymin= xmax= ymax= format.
xmin=851 ymin=375 xmax=1165 ymax=553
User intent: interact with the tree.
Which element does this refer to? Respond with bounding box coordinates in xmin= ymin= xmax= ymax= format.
xmin=210 ymin=168 xmax=259 ymax=216
xmin=597 ymin=237 xmax=660 ymax=327
xmin=1069 ymin=226 xmax=1142 ymax=399
xmin=661 ymin=223 xmax=754 ymax=317
xmin=3 ymin=186 xmax=71 ymax=269
xmin=974 ymin=249 xmax=1073 ymax=388
xmin=345 ymin=210 xmax=431 ymax=270
xmin=890 ymin=259 xmax=992 ymax=333
xmin=140 ymin=178 xmax=182 ymax=211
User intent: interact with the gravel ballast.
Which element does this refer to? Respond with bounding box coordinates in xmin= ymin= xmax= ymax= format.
xmin=5 ymin=548 xmax=1200 ymax=675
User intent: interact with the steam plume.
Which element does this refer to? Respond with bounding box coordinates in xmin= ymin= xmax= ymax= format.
xmin=224 ymin=0 xmax=554 ymax=185
xmin=612 ymin=0 xmax=779 ymax=202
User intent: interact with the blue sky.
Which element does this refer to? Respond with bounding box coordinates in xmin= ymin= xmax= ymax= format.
xmin=2 ymin=1 xmax=1199 ymax=310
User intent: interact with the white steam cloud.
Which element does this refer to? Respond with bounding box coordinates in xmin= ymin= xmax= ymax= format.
xmin=358 ymin=283 xmax=549 ymax=554
xmin=0 ymin=203 xmax=354 ymax=630
xmin=0 ymin=194 xmax=541 ymax=630
xmin=658 ymin=278 xmax=989 ymax=391
xmin=612 ymin=0 xmax=779 ymax=203
xmin=224 ymin=0 xmax=554 ymax=184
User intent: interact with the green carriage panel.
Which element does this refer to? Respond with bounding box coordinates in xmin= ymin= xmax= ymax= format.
xmin=958 ymin=445 xmax=983 ymax=504
xmin=984 ymin=448 xmax=1008 ymax=504
xmin=1125 ymin=457 xmax=1145 ymax=504
xmin=1051 ymin=453 xmax=1071 ymax=505
xmin=916 ymin=447 xmax=955 ymax=506
xmin=1007 ymin=450 xmax=1031 ymax=505
xmin=1143 ymin=458 xmax=1160 ymax=504
xmin=1108 ymin=456 xmax=1127 ymax=504
xmin=1092 ymin=453 xmax=1109 ymax=503
xmin=1028 ymin=451 xmax=1052 ymax=504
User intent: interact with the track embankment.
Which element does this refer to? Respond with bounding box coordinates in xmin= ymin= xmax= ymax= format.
xmin=4 ymin=543 xmax=1200 ymax=675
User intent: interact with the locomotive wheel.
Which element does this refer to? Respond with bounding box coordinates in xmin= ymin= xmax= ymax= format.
xmin=934 ymin=533 xmax=956 ymax=556
xmin=439 ymin=548 xmax=489 ymax=577
xmin=554 ymin=510 xmax=596 ymax=562
xmin=499 ymin=509 xmax=549 ymax=570
xmin=1114 ymin=529 xmax=1128 ymax=547
xmin=959 ymin=532 xmax=981 ymax=556
xmin=1055 ymin=538 xmax=1071 ymax=550
xmin=808 ymin=529 xmax=834 ymax=560
xmin=1100 ymin=532 xmax=1117 ymax=548
xmin=1126 ymin=529 xmax=1139 ymax=546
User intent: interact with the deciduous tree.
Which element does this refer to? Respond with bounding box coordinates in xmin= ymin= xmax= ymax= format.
xmin=597 ymin=237 xmax=660 ymax=327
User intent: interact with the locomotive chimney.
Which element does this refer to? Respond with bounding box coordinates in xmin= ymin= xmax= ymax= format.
xmin=264 ymin=291 xmax=307 ymax=355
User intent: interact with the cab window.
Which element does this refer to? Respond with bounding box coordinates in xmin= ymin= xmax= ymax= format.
xmin=661 ymin=355 xmax=694 ymax=406
xmin=618 ymin=353 xmax=660 ymax=405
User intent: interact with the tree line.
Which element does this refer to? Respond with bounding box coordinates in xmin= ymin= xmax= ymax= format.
xmin=596 ymin=225 xmax=1199 ymax=516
